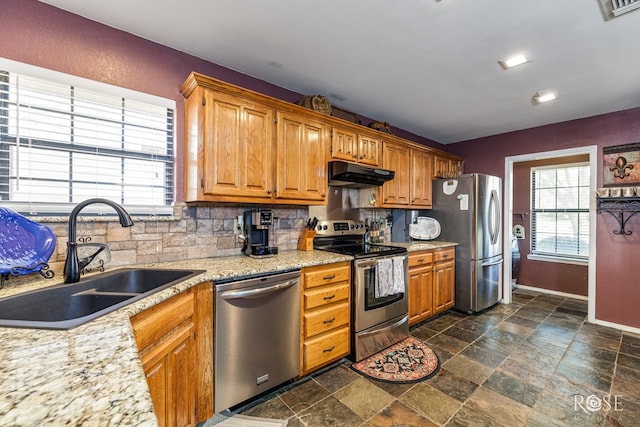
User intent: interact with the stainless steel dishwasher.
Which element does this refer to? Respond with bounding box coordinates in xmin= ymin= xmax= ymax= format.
xmin=214 ymin=269 xmax=300 ymax=413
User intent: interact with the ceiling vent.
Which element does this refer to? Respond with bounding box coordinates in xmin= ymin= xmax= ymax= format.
xmin=599 ymin=0 xmax=640 ymax=19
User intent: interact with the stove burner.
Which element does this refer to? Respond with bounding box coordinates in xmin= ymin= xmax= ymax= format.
xmin=312 ymin=220 xmax=407 ymax=259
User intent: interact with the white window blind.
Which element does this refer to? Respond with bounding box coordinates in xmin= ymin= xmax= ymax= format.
xmin=531 ymin=163 xmax=590 ymax=259
xmin=0 ymin=58 xmax=175 ymax=216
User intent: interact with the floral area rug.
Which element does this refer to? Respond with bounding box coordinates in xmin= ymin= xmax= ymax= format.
xmin=351 ymin=336 xmax=440 ymax=383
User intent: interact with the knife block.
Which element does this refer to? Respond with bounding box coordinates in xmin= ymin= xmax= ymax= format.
xmin=297 ymin=229 xmax=316 ymax=251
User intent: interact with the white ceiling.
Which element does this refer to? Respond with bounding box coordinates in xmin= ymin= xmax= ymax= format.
xmin=39 ymin=0 xmax=640 ymax=144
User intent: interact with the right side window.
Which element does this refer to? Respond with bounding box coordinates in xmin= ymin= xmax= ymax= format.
xmin=531 ymin=163 xmax=590 ymax=260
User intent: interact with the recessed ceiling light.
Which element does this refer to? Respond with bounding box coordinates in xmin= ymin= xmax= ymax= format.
xmin=498 ymin=54 xmax=530 ymax=70
xmin=533 ymin=90 xmax=558 ymax=104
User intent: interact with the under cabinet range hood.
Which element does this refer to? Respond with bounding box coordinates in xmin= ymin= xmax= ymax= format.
xmin=328 ymin=160 xmax=395 ymax=188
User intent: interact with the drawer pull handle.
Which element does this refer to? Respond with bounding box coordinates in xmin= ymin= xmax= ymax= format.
xmin=323 ymin=294 xmax=336 ymax=300
xmin=417 ymin=259 xmax=424 ymax=263
xmin=323 ymin=346 xmax=335 ymax=353
xmin=323 ymin=274 xmax=336 ymax=280
xmin=441 ymin=255 xmax=448 ymax=259
xmin=323 ymin=317 xmax=336 ymax=324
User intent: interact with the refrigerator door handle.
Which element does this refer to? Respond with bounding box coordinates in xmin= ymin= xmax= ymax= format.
xmin=489 ymin=189 xmax=500 ymax=245
xmin=481 ymin=258 xmax=503 ymax=267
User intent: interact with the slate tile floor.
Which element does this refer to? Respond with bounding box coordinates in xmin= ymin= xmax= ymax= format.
xmin=230 ymin=289 xmax=640 ymax=426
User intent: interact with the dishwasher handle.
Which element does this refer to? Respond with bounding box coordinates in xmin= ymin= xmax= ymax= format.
xmin=219 ymin=279 xmax=298 ymax=300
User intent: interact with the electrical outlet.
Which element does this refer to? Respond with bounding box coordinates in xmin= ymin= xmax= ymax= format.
xmin=233 ymin=219 xmax=242 ymax=235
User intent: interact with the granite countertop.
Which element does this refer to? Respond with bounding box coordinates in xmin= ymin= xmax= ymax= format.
xmin=0 ymin=250 xmax=352 ymax=426
xmin=388 ymin=240 xmax=458 ymax=252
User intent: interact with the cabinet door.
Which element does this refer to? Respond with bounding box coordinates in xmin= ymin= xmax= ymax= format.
xmin=143 ymin=358 xmax=167 ymax=427
xmin=381 ymin=141 xmax=410 ymax=207
xmin=434 ymin=259 xmax=455 ymax=313
xmin=358 ymin=134 xmax=380 ymax=166
xmin=410 ymin=148 xmax=433 ymax=207
xmin=202 ymin=90 xmax=274 ymax=199
xmin=141 ymin=328 xmax=196 ymax=427
xmin=408 ymin=265 xmax=433 ymax=325
xmin=331 ymin=127 xmax=358 ymax=162
xmin=167 ymin=331 xmax=197 ymax=427
xmin=433 ymin=154 xmax=460 ymax=179
xmin=276 ymin=112 xmax=327 ymax=202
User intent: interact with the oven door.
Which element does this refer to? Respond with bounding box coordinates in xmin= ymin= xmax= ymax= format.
xmin=353 ymin=254 xmax=409 ymax=333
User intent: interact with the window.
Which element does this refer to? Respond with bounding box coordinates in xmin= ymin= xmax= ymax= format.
xmin=531 ymin=163 xmax=590 ymax=260
xmin=0 ymin=58 xmax=175 ymax=216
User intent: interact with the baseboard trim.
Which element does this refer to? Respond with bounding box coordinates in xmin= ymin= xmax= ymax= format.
xmin=514 ymin=285 xmax=640 ymax=335
xmin=591 ymin=318 xmax=640 ymax=336
xmin=514 ymin=284 xmax=588 ymax=301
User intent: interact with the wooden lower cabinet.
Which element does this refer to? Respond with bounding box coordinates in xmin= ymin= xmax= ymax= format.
xmin=408 ymin=248 xmax=455 ymax=326
xmin=408 ymin=251 xmax=434 ymax=325
xmin=300 ymin=262 xmax=351 ymax=376
xmin=131 ymin=282 xmax=213 ymax=426
xmin=433 ymin=250 xmax=455 ymax=313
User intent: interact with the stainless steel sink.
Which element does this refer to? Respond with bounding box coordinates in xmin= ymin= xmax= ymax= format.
xmin=0 ymin=268 xmax=204 ymax=329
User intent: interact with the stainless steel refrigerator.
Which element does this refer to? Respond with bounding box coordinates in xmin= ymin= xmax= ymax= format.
xmin=429 ymin=173 xmax=503 ymax=313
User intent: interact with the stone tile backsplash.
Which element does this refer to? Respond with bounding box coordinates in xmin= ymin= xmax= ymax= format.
xmin=4 ymin=204 xmax=310 ymax=289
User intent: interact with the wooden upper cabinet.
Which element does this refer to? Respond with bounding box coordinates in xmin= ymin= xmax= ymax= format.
xmin=276 ymin=111 xmax=328 ymax=202
xmin=201 ymin=90 xmax=275 ymax=200
xmin=433 ymin=154 xmax=462 ymax=179
xmin=358 ymin=134 xmax=381 ymax=166
xmin=181 ymin=72 xmax=463 ymax=206
xmin=181 ymin=73 xmax=330 ymax=205
xmin=330 ymin=126 xmax=380 ymax=167
xmin=331 ymin=127 xmax=358 ymax=162
xmin=410 ymin=147 xmax=433 ymax=208
xmin=380 ymin=140 xmax=410 ymax=207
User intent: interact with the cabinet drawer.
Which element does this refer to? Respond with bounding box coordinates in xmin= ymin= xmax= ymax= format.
xmin=303 ymin=283 xmax=350 ymax=310
xmin=303 ymin=263 xmax=350 ymax=289
xmin=303 ymin=326 xmax=350 ymax=372
xmin=303 ymin=302 xmax=350 ymax=339
xmin=434 ymin=248 xmax=455 ymax=262
xmin=409 ymin=251 xmax=433 ymax=268
xmin=131 ymin=289 xmax=195 ymax=351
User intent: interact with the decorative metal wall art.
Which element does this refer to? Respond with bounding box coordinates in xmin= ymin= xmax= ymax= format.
xmin=603 ymin=142 xmax=640 ymax=186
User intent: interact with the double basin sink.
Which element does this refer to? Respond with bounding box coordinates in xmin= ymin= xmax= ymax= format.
xmin=0 ymin=268 xmax=204 ymax=330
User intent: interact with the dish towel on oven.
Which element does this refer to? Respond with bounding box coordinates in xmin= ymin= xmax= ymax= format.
xmin=375 ymin=256 xmax=405 ymax=298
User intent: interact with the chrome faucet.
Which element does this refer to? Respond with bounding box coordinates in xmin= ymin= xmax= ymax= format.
xmin=63 ymin=198 xmax=134 ymax=283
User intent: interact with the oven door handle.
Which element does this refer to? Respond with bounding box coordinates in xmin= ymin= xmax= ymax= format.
xmin=357 ymin=259 xmax=377 ymax=268
xmin=356 ymin=255 xmax=406 ymax=269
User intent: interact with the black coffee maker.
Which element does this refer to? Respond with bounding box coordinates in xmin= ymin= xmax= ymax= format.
xmin=242 ymin=209 xmax=278 ymax=258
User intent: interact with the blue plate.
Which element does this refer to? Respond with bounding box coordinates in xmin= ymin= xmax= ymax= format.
xmin=0 ymin=207 xmax=57 ymax=276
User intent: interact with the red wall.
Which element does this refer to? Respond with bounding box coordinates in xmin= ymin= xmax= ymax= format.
xmin=449 ymin=109 xmax=640 ymax=329
xmin=0 ymin=0 xmax=442 ymax=201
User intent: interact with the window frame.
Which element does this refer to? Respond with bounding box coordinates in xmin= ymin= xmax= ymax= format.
xmin=529 ymin=161 xmax=590 ymax=263
xmin=0 ymin=57 xmax=176 ymax=217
